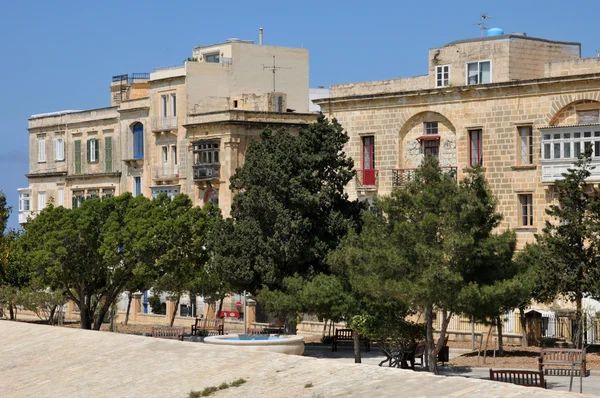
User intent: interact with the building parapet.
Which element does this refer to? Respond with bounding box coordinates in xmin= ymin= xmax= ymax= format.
xmin=28 ymin=107 xmax=119 ymax=129
xmin=150 ymin=64 xmax=186 ymax=81
xmin=118 ymin=97 xmax=150 ymax=112
xmin=184 ymin=110 xmax=317 ymax=127
xmin=330 ymin=75 xmax=429 ymax=97
xmin=545 ymin=57 xmax=600 ymax=78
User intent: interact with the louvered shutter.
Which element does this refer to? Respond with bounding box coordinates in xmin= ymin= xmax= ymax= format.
xmin=105 ymin=137 xmax=112 ymax=172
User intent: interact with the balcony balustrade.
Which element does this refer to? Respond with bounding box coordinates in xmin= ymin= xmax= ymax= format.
xmin=356 ymin=169 xmax=378 ymax=189
xmin=193 ymin=164 xmax=220 ymax=181
xmin=392 ymin=166 xmax=457 ymax=188
xmin=154 ymin=164 xmax=179 ymax=181
xmin=151 ymin=116 xmax=178 ymax=132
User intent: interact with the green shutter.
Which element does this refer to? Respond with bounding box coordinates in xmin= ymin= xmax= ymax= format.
xmin=72 ymin=195 xmax=77 ymax=209
xmin=94 ymin=139 xmax=99 ymax=164
xmin=105 ymin=137 xmax=112 ymax=172
xmin=86 ymin=139 xmax=91 ymax=163
xmin=74 ymin=140 xmax=82 ymax=174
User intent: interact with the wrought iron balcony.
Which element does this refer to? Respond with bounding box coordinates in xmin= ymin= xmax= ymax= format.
xmin=193 ymin=164 xmax=220 ymax=181
xmin=111 ymin=73 xmax=150 ymax=83
xmin=392 ymin=166 xmax=457 ymax=188
xmin=356 ymin=169 xmax=378 ymax=189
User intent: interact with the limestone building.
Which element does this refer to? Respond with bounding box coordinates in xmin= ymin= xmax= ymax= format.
xmin=19 ymin=37 xmax=317 ymax=225
xmin=314 ymin=30 xmax=600 ymax=247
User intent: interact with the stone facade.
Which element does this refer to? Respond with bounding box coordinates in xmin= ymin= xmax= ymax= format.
xmin=20 ymin=38 xmax=317 ymax=223
xmin=315 ymin=33 xmax=600 ymax=248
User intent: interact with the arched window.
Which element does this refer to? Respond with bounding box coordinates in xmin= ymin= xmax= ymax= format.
xmin=133 ymin=122 xmax=144 ymax=159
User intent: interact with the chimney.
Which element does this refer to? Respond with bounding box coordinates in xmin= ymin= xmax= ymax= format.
xmin=259 ymin=27 xmax=263 ymax=45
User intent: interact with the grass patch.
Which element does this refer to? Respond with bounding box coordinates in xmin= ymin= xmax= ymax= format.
xmin=304 ymin=383 xmax=313 ymax=388
xmin=189 ymin=379 xmax=247 ymax=397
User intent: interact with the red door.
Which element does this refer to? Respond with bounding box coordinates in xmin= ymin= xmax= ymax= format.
xmin=362 ymin=136 xmax=375 ymax=185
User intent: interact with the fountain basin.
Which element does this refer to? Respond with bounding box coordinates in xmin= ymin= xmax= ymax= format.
xmin=204 ymin=334 xmax=305 ymax=355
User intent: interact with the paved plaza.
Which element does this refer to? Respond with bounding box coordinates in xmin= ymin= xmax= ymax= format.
xmin=0 ymin=321 xmax=596 ymax=397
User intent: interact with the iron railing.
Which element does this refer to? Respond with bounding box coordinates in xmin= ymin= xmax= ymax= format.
xmin=111 ymin=73 xmax=150 ymax=83
xmin=356 ymin=169 xmax=378 ymax=188
xmin=392 ymin=166 xmax=457 ymax=188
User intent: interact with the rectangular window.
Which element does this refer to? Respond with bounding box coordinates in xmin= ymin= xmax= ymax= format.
xmin=19 ymin=193 xmax=30 ymax=212
xmin=204 ymin=53 xmax=219 ymax=63
xmin=38 ymin=191 xmax=46 ymax=211
xmin=424 ymin=122 xmax=438 ymax=135
xmin=171 ymin=94 xmax=177 ymax=117
xmin=38 ymin=138 xmax=46 ymax=162
xmin=193 ymin=142 xmax=220 ymax=165
xmin=466 ymin=61 xmax=491 ymax=85
xmin=72 ymin=192 xmax=84 ymax=209
xmin=519 ymin=194 xmax=534 ymax=227
xmin=57 ymin=189 xmax=64 ymax=207
xmin=134 ymin=176 xmax=142 ymax=197
xmin=105 ymin=137 xmax=112 ymax=172
xmin=423 ymin=140 xmax=439 ymax=158
xmin=469 ymin=130 xmax=483 ymax=166
xmin=161 ymin=95 xmax=168 ymax=118
xmin=87 ymin=138 xmax=99 ymax=163
xmin=518 ymin=126 xmax=533 ymax=164
xmin=436 ymin=65 xmax=450 ymax=88
xmin=54 ymin=137 xmax=65 ymax=161
xmin=172 ymin=145 xmax=178 ymax=174
xmin=74 ymin=140 xmax=82 ymax=173
xmin=362 ymin=136 xmax=376 ymax=186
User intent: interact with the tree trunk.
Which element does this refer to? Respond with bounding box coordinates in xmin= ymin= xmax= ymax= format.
xmin=519 ymin=307 xmax=528 ymax=347
xmin=426 ymin=308 xmax=437 ymax=374
xmin=322 ymin=319 xmax=328 ymax=337
xmin=9 ymin=303 xmax=15 ymax=320
xmin=124 ymin=292 xmax=133 ymax=326
xmin=575 ymin=293 xmax=583 ymax=349
xmin=169 ymin=294 xmax=180 ymax=327
xmin=79 ymin=305 xmax=93 ymax=330
xmin=496 ymin=315 xmax=504 ymax=356
xmin=217 ymin=297 xmax=224 ymax=318
xmin=352 ymin=328 xmax=362 ymax=364
xmin=48 ymin=305 xmax=57 ymax=326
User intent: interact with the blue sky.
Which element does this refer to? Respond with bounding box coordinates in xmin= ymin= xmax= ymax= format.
xmin=1 ymin=0 xmax=599 ymax=230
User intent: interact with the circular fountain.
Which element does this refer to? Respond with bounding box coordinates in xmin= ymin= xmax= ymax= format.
xmin=204 ymin=334 xmax=305 ymax=355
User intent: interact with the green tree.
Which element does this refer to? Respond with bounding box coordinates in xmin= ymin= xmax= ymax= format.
xmin=526 ymin=150 xmax=600 ymax=348
xmin=22 ymin=194 xmax=161 ymax=330
xmin=152 ymin=195 xmax=221 ymax=326
xmin=331 ymin=157 xmax=518 ymax=373
xmin=211 ymin=115 xmax=364 ymax=294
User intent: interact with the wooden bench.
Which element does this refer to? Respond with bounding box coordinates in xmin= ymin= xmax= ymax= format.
xmin=151 ymin=326 xmax=185 ymax=341
xmin=490 ymin=369 xmax=545 ymax=388
xmin=539 ymin=348 xmax=587 ymax=377
xmin=332 ymin=328 xmax=370 ymax=352
xmin=191 ymin=317 xmax=224 ymax=336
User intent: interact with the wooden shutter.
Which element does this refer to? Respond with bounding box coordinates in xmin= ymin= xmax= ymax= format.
xmin=94 ymin=139 xmax=99 ymax=163
xmin=86 ymin=139 xmax=91 ymax=163
xmin=105 ymin=137 xmax=112 ymax=172
xmin=74 ymin=140 xmax=82 ymax=174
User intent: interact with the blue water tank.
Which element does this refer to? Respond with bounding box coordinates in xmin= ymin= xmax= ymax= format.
xmin=487 ymin=28 xmax=504 ymax=37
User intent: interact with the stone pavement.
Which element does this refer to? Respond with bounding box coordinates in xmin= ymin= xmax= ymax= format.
xmin=0 ymin=321 xmax=593 ymax=397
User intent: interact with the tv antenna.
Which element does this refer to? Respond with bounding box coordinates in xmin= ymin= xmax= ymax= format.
xmin=263 ymin=56 xmax=290 ymax=92
xmin=474 ymin=14 xmax=492 ymax=37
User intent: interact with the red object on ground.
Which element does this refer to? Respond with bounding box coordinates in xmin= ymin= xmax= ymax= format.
xmin=219 ymin=310 xmax=240 ymax=318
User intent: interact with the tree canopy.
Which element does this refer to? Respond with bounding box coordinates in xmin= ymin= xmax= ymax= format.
xmin=211 ymin=115 xmax=364 ymax=293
